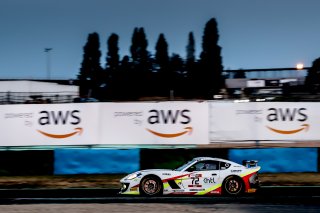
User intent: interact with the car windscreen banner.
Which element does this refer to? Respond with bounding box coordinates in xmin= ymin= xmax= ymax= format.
xmin=209 ymin=102 xmax=320 ymax=141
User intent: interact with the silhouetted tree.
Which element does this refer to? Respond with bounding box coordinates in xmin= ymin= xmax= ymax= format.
xmin=170 ymin=53 xmax=185 ymax=97
xmin=186 ymin=32 xmax=195 ymax=65
xmin=78 ymin=32 xmax=103 ymax=99
xmin=130 ymin=27 xmax=151 ymax=98
xmin=155 ymin=33 xmax=169 ymax=71
xmin=131 ymin=28 xmax=148 ymax=63
xmin=115 ymin=55 xmax=133 ymax=100
xmin=199 ymin=18 xmax=224 ymax=99
xmin=78 ymin=18 xmax=226 ymax=101
xmin=305 ymin=57 xmax=320 ymax=94
xmin=155 ymin=33 xmax=170 ymax=95
xmin=105 ymin=33 xmax=121 ymax=99
xmin=185 ymin=32 xmax=197 ymax=98
xmin=106 ymin=33 xmax=120 ymax=71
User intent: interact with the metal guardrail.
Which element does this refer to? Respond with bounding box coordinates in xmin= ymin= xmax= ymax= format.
xmin=0 ymin=92 xmax=78 ymax=104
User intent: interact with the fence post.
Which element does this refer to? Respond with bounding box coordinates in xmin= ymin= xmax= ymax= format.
xmin=6 ymin=91 xmax=10 ymax=104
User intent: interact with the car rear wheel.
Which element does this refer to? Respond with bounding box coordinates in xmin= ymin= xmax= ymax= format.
xmin=223 ymin=176 xmax=243 ymax=196
xmin=140 ymin=176 xmax=163 ymax=196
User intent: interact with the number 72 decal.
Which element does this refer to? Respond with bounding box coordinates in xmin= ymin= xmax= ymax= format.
xmin=189 ymin=177 xmax=202 ymax=187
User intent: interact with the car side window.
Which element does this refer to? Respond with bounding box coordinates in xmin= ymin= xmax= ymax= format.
xmin=192 ymin=160 xmax=219 ymax=171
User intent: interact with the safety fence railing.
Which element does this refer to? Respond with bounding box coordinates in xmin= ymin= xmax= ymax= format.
xmin=0 ymin=92 xmax=78 ymax=104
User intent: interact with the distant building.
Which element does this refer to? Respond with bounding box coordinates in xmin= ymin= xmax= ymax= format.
xmin=225 ymin=77 xmax=305 ymax=89
xmin=0 ymin=80 xmax=79 ymax=104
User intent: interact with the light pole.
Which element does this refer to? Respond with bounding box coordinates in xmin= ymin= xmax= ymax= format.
xmin=44 ymin=48 xmax=52 ymax=80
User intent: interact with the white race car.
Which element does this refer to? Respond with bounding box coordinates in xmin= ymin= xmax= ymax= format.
xmin=120 ymin=157 xmax=261 ymax=196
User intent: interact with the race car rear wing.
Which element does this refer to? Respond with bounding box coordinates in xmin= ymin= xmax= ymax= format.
xmin=242 ymin=160 xmax=258 ymax=168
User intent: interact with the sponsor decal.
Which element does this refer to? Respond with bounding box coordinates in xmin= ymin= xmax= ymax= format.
xmin=173 ymin=189 xmax=184 ymax=192
xmin=162 ymin=173 xmax=171 ymax=176
xmin=114 ymin=111 xmax=143 ymax=117
xmin=231 ymin=170 xmax=242 ymax=173
xmin=37 ymin=110 xmax=83 ymax=139
xmin=189 ymin=175 xmax=202 ymax=187
xmin=190 ymin=189 xmax=204 ymax=191
xmin=188 ymin=173 xmax=202 ymax=178
xmin=266 ymin=124 xmax=309 ymax=134
xmin=265 ymin=107 xmax=309 ymax=135
xmin=171 ymin=192 xmax=197 ymax=195
xmin=37 ymin=127 xmax=83 ymax=139
xmin=4 ymin=110 xmax=84 ymax=140
xmin=4 ymin=112 xmax=34 ymax=127
xmin=146 ymin=109 xmax=193 ymax=138
xmin=146 ymin=127 xmax=192 ymax=138
xmin=203 ymin=177 xmax=215 ymax=184
xmin=208 ymin=190 xmax=220 ymax=194
xmin=236 ymin=110 xmax=262 ymax=115
xmin=188 ymin=185 xmax=202 ymax=187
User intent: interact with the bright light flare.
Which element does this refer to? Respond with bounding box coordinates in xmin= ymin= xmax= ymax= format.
xmin=296 ymin=63 xmax=304 ymax=70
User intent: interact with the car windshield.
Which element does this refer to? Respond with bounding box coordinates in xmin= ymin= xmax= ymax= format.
xmin=174 ymin=159 xmax=197 ymax=171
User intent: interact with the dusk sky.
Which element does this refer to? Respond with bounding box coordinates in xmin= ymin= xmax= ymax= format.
xmin=1 ymin=0 xmax=320 ymax=79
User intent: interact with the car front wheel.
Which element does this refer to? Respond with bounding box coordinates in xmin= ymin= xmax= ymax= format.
xmin=223 ymin=176 xmax=243 ymax=196
xmin=139 ymin=176 xmax=163 ymax=196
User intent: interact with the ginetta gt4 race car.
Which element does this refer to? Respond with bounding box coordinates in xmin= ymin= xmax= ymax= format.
xmin=120 ymin=157 xmax=260 ymax=196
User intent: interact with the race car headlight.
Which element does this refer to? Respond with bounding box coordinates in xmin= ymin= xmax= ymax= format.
xmin=126 ymin=172 xmax=141 ymax=180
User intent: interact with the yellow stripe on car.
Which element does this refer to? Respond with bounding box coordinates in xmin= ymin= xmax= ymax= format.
xmin=195 ymin=183 xmax=222 ymax=195
xmin=122 ymin=191 xmax=140 ymax=195
xmin=175 ymin=179 xmax=182 ymax=184
xmin=163 ymin=182 xmax=170 ymax=189
xmin=240 ymin=167 xmax=260 ymax=177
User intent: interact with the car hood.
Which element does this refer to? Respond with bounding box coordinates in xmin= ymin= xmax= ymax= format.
xmin=120 ymin=169 xmax=175 ymax=182
xmin=139 ymin=169 xmax=173 ymax=173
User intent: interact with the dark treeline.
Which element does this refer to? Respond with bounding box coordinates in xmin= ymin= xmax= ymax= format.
xmin=78 ymin=18 xmax=224 ymax=101
xmin=306 ymin=57 xmax=320 ymax=94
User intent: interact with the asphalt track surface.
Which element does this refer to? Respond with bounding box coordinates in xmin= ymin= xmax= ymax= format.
xmin=0 ymin=187 xmax=319 ymax=213
xmin=0 ymin=186 xmax=319 ymax=203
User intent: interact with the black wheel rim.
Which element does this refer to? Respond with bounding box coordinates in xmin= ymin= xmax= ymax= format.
xmin=226 ymin=179 xmax=241 ymax=194
xmin=143 ymin=179 xmax=159 ymax=195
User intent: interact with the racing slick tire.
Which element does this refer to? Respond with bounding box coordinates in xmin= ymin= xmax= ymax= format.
xmin=222 ymin=176 xmax=244 ymax=196
xmin=139 ymin=175 xmax=163 ymax=196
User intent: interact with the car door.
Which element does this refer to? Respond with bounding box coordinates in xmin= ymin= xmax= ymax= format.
xmin=181 ymin=160 xmax=220 ymax=193
xmin=218 ymin=160 xmax=232 ymax=180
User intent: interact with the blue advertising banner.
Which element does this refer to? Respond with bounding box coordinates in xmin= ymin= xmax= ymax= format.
xmin=229 ymin=148 xmax=318 ymax=173
xmin=54 ymin=149 xmax=140 ymax=174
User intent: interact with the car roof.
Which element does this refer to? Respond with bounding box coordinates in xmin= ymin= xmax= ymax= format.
xmin=192 ymin=157 xmax=233 ymax=163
